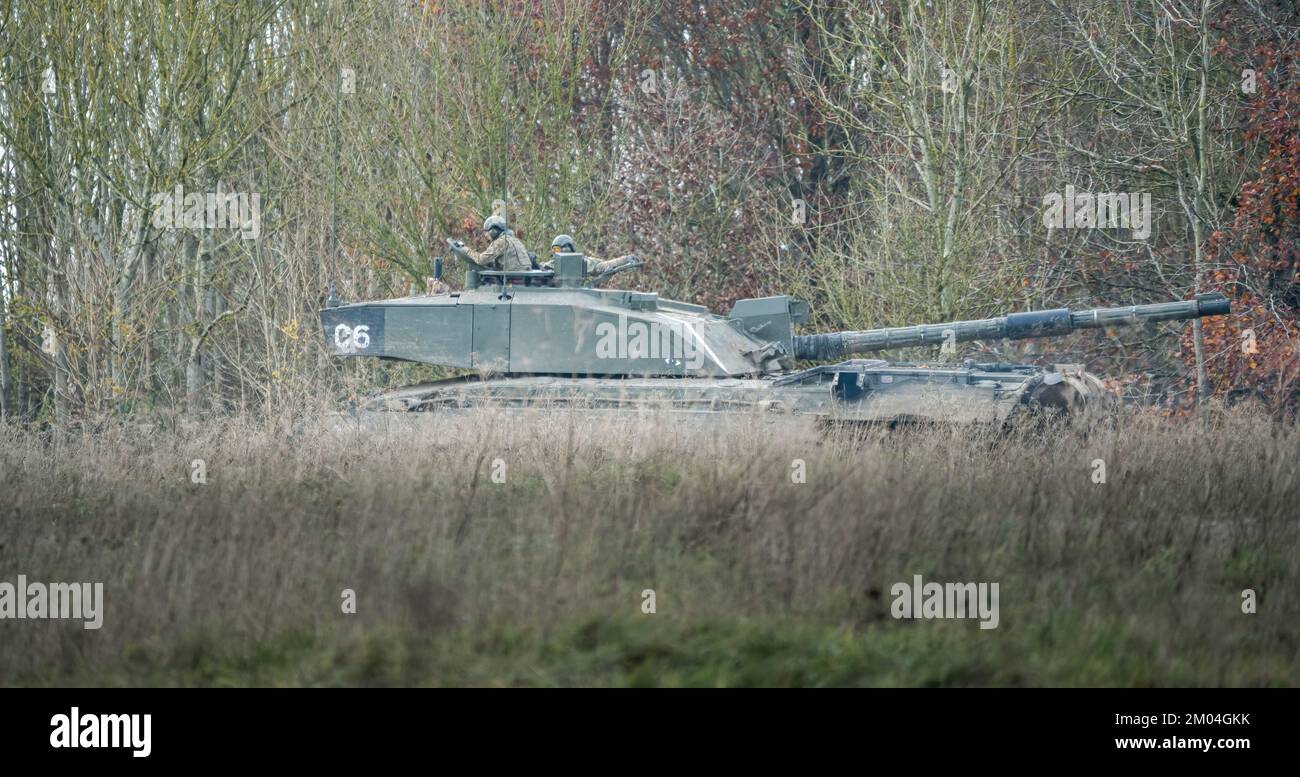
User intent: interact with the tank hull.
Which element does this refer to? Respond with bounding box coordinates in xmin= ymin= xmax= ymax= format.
xmin=344 ymin=359 xmax=1110 ymax=426
xmin=320 ymin=268 xmax=1221 ymax=426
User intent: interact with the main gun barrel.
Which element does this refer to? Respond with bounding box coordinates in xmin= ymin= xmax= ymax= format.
xmin=792 ymin=292 xmax=1231 ymax=361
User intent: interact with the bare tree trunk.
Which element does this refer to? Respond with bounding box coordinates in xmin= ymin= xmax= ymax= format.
xmin=1192 ymin=0 xmax=1213 ymax=418
xmin=1191 ymin=222 xmax=1210 ymax=415
xmin=49 ymin=260 xmax=69 ymax=421
xmin=201 ymin=231 xmax=221 ymax=413
xmin=0 ymin=284 xmax=11 ymax=418
xmin=184 ymin=234 xmax=204 ymax=417
xmin=112 ymin=225 xmax=147 ymax=411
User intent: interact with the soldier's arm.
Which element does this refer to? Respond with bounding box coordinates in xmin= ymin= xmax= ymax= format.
xmin=592 ymin=254 xmax=638 ymax=274
xmin=447 ymin=238 xmax=488 ymax=270
xmin=475 ymin=236 xmax=509 ymax=270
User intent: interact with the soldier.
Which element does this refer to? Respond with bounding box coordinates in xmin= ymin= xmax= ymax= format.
xmin=448 ymin=214 xmax=532 ymax=272
xmin=546 ymin=234 xmax=639 ymax=276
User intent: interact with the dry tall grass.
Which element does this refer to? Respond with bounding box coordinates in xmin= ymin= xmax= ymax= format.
xmin=0 ymin=407 xmax=1296 ymax=686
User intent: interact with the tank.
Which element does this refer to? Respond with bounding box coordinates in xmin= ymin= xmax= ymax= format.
xmin=319 ymin=253 xmax=1231 ymax=425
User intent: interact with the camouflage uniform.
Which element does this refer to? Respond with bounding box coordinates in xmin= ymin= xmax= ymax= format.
xmin=465 ymin=233 xmax=532 ymax=272
xmin=579 ymin=254 xmax=637 ymax=275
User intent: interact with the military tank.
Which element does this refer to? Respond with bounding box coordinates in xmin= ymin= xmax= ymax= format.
xmin=319 ymin=252 xmax=1231 ymax=425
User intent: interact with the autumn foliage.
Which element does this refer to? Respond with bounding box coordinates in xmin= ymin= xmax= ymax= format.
xmin=1196 ymin=34 xmax=1300 ymax=414
xmin=1 ymin=0 xmax=1298 ymax=421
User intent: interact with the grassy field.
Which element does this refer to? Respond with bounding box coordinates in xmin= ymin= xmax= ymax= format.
xmin=0 ymin=407 xmax=1296 ymax=687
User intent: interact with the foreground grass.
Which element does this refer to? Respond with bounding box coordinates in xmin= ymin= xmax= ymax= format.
xmin=37 ymin=612 xmax=1297 ymax=688
xmin=1 ymin=407 xmax=1297 ymax=686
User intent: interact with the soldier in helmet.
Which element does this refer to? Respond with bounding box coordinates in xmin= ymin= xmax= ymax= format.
xmin=545 ymin=234 xmax=639 ymax=276
xmin=448 ymin=214 xmax=532 ymax=272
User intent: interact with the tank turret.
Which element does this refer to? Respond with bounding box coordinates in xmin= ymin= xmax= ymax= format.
xmin=321 ymin=257 xmax=809 ymax=377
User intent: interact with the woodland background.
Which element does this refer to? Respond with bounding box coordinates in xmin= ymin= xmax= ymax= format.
xmin=1 ymin=0 xmax=1297 ymax=422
